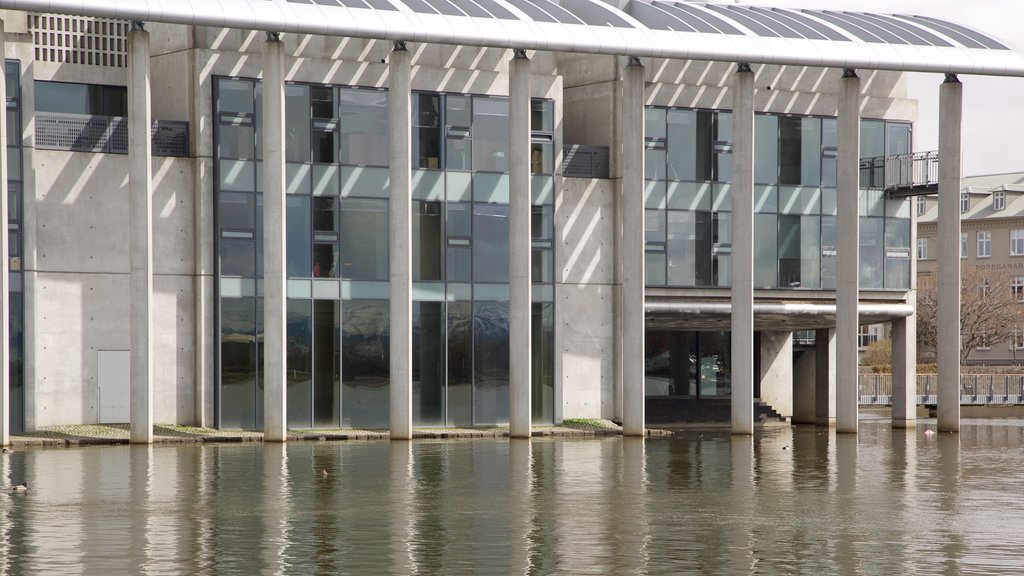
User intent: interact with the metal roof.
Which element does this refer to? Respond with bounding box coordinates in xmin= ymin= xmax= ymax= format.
xmin=3 ymin=0 xmax=1024 ymax=76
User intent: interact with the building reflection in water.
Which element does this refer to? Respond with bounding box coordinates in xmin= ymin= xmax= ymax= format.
xmin=1 ymin=424 xmax=1024 ymax=573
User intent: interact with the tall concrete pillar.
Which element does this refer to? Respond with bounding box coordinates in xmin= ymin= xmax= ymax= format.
xmin=891 ymin=315 xmax=917 ymax=428
xmin=815 ymin=328 xmax=836 ymax=426
xmin=262 ymin=34 xmax=287 ymax=442
xmin=509 ymin=50 xmax=532 ymax=438
xmin=389 ymin=42 xmax=413 ymax=440
xmin=128 ymin=23 xmax=154 ymax=444
xmin=730 ymin=64 xmax=754 ymax=435
xmin=0 ymin=20 xmax=9 ymax=447
xmin=759 ymin=331 xmax=793 ymax=418
xmin=835 ymin=69 xmax=861 ymax=435
xmin=621 ymin=58 xmax=645 ymax=437
xmin=937 ymin=75 xmax=962 ymax=433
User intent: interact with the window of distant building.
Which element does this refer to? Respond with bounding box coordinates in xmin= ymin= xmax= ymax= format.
xmin=1011 ymin=230 xmax=1024 ymax=256
xmin=978 ymin=231 xmax=991 ymax=258
xmin=961 ymin=232 xmax=968 ymax=259
xmin=916 ymin=196 xmax=927 ymax=216
xmin=1012 ymin=329 xmax=1024 ymax=351
xmin=917 ymin=238 xmax=928 ymax=260
xmin=960 ymin=193 xmax=970 ymax=213
xmin=1012 ymin=276 xmax=1024 ymax=302
xmin=994 ymin=191 xmax=1006 ymax=211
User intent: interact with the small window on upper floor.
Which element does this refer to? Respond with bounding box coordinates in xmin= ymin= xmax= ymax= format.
xmin=917 ymin=238 xmax=928 ymax=260
xmin=960 ymin=193 xmax=970 ymax=213
xmin=35 ymin=80 xmax=127 ymax=117
xmin=916 ymin=196 xmax=927 ymax=216
xmin=994 ymin=191 xmax=1006 ymax=211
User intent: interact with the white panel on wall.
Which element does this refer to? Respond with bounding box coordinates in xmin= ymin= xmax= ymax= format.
xmin=98 ymin=350 xmax=130 ymax=423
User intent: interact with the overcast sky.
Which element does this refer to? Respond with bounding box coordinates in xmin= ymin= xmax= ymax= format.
xmin=734 ymin=0 xmax=1024 ymax=177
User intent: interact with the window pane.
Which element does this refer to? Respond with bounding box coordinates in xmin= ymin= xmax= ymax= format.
xmin=342 ymin=300 xmax=389 ymax=428
xmin=219 ymin=124 xmax=255 ymax=159
xmin=35 ymin=81 xmax=90 ymax=114
xmin=414 ymin=93 xmax=442 ymax=169
xmin=220 ymin=297 xmax=258 ymax=429
xmin=340 ymin=198 xmax=388 ymax=281
xmin=532 ymin=301 xmax=555 ymax=423
xmin=447 ymin=301 xmax=473 ymax=426
xmin=530 ymin=142 xmax=553 ymax=174
xmin=754 ymin=213 xmax=778 ymax=288
xmin=220 ymin=239 xmax=256 ymax=277
xmin=286 ymin=195 xmax=312 ymax=277
xmin=339 ymin=89 xmax=388 ymax=166
xmin=530 ymin=99 xmax=554 ymax=132
xmin=218 ymin=79 xmax=254 ymax=115
xmin=413 ymin=201 xmax=444 ymax=281
xmin=860 ymin=217 xmax=884 ymax=289
xmin=715 ymin=112 xmax=732 ymax=183
xmin=314 ymin=300 xmax=341 ymax=427
xmin=474 ymin=301 xmax=510 ymax=424
xmin=285 ymin=84 xmax=311 ymax=162
xmin=713 ymin=212 xmax=731 ymax=287
xmin=754 ymin=114 xmax=778 ymax=185
xmin=313 ymin=197 xmax=338 ymax=232
xmin=473 ymin=204 xmax=509 ymax=282
xmin=779 ymin=116 xmax=821 ymax=186
xmin=286 ymin=299 xmax=313 ymax=428
xmin=473 ymin=97 xmax=509 ymax=172
xmin=821 ymin=215 xmax=836 ymax=289
xmin=413 ymin=301 xmax=446 ymax=425
xmin=219 ymin=192 xmax=255 ymax=230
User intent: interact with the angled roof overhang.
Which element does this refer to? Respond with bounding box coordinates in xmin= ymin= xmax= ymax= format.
xmin=3 ymin=0 xmax=1023 ymax=76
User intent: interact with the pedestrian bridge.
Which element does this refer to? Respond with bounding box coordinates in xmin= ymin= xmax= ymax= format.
xmin=859 ymin=374 xmax=1024 ymax=406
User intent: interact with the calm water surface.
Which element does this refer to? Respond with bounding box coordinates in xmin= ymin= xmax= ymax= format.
xmin=3 ymin=419 xmax=1024 ymax=575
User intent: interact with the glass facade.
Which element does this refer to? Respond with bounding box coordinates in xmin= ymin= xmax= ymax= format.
xmin=6 ymin=61 xmax=23 ymax=432
xmin=644 ymin=107 xmax=912 ymax=291
xmin=215 ymin=78 xmax=555 ymax=429
xmin=645 ymin=331 xmax=731 ymax=398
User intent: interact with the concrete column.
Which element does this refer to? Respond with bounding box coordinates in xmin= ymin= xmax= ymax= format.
xmin=128 ymin=23 xmax=153 ymax=444
xmin=937 ymin=75 xmax=962 ymax=433
xmin=891 ymin=315 xmax=917 ymax=428
xmin=815 ymin=328 xmax=836 ymax=426
xmin=262 ymin=34 xmax=287 ymax=442
xmin=759 ymin=331 xmax=793 ymax=419
xmin=792 ymin=345 xmax=816 ymax=424
xmin=389 ymin=43 xmax=413 ymax=440
xmin=621 ymin=58 xmax=645 ymax=437
xmin=836 ymin=70 xmax=861 ymax=435
xmin=0 ymin=20 xmax=8 ymax=447
xmin=509 ymin=50 xmax=532 ymax=438
xmin=730 ymin=64 xmax=754 ymax=435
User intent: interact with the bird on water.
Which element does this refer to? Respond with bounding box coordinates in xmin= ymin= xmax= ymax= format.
xmin=11 ymin=483 xmax=28 ymax=493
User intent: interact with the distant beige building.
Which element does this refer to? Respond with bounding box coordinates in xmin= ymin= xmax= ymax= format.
xmin=918 ymin=173 xmax=1024 ymax=364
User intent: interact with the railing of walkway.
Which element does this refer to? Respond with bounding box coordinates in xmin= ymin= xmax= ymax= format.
xmin=858 ymin=374 xmax=1024 ymax=405
xmin=36 ymin=111 xmax=189 ymax=157
xmin=860 ymin=151 xmax=940 ymax=193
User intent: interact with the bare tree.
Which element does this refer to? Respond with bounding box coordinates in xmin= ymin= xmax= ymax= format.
xmin=917 ymin=267 xmax=1024 ymax=364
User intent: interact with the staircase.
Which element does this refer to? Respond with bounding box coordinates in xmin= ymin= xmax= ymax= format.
xmin=646 ymin=397 xmax=787 ymax=425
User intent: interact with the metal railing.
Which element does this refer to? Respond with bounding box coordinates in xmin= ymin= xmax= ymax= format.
xmin=860 ymin=151 xmax=939 ymax=194
xmin=36 ymin=111 xmax=189 ymax=157
xmin=858 ymin=373 xmax=1024 ymax=405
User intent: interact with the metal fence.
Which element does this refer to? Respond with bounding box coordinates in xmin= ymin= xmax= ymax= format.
xmin=860 ymin=151 xmax=939 ymax=193
xmin=36 ymin=112 xmax=189 ymax=157
xmin=858 ymin=373 xmax=1024 ymax=406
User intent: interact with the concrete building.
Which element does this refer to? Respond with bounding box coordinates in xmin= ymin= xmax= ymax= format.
xmin=0 ymin=0 xmax=1019 ymax=444
xmin=918 ymin=173 xmax=1024 ymax=364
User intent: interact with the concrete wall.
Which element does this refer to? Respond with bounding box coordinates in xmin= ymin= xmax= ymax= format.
xmin=556 ymin=178 xmax=616 ymax=420
xmin=27 ymin=150 xmax=195 ymax=426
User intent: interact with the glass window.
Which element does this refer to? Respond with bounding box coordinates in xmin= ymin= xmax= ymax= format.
xmin=667 ymin=210 xmax=711 ymax=286
xmin=532 ymin=302 xmax=555 ymax=424
xmin=754 ymin=213 xmax=777 ymax=288
xmin=446 ymin=95 xmax=472 ymax=171
xmin=286 ymin=195 xmax=312 ymax=277
xmin=821 ymin=118 xmax=837 ymax=189
xmin=413 ymin=301 xmax=446 ymax=425
xmin=219 ymin=192 xmax=255 ymax=230
xmin=35 ymin=81 xmax=127 ymax=116
xmin=961 ymin=232 xmax=968 ymax=259
xmin=860 ymin=217 xmax=884 ymax=289
xmin=667 ymin=109 xmax=713 ymax=182
xmin=472 ymin=97 xmax=508 ymax=172
xmin=916 ymin=196 xmax=927 ymax=216
xmin=995 ymin=191 xmax=1006 ymax=211
xmin=220 ymin=239 xmax=256 ymax=277
xmin=821 ymin=215 xmax=836 ymax=289
xmin=414 ymin=93 xmax=442 ymax=169
xmin=977 ymin=230 xmax=991 ymax=258
xmin=778 ymin=214 xmax=820 ymax=288
xmin=885 ymin=218 xmax=911 ymax=289
xmin=1011 ymin=229 xmax=1024 ymax=256
xmin=960 ymin=193 xmax=970 ymax=213
xmin=413 ymin=200 xmax=444 ymax=281
xmin=779 ymin=116 xmax=821 ymax=186
xmin=341 ymin=300 xmax=389 ymax=428
xmin=313 ymin=300 xmax=341 ymax=427
xmin=286 ymin=299 xmax=313 ymax=428
xmin=917 ymin=237 xmax=928 ymax=260
xmin=1012 ymin=276 xmax=1024 ymax=302
xmin=447 ymin=301 xmax=473 ymax=426
xmin=473 ymin=301 xmax=510 ymax=424
xmin=713 ymin=212 xmax=731 ymax=287
xmin=220 ymin=297 xmax=258 ymax=429
xmin=715 ymin=112 xmax=732 ymax=183
xmin=886 ymin=122 xmax=912 ymax=156
xmin=860 ymin=120 xmax=885 ymax=188
xmin=285 ymin=84 xmax=311 ymax=162
xmin=339 ymin=88 xmax=388 ymax=166
xmin=472 ymin=204 xmax=509 ymax=282
xmin=645 ymin=107 xmax=667 ymax=180
xmin=340 ymin=198 xmax=388 ymax=280
xmin=754 ymin=114 xmax=778 ymax=185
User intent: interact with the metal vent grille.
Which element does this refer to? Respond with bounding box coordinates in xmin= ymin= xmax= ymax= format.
xmin=562 ymin=144 xmax=609 ymax=179
xmin=29 ymin=14 xmax=127 ymax=67
xmin=36 ymin=112 xmax=190 ymax=157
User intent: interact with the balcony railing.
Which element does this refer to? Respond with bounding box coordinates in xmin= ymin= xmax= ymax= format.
xmin=35 ymin=111 xmax=189 ymax=157
xmin=860 ymin=151 xmax=939 ymax=197
xmin=858 ymin=373 xmax=1024 ymax=405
